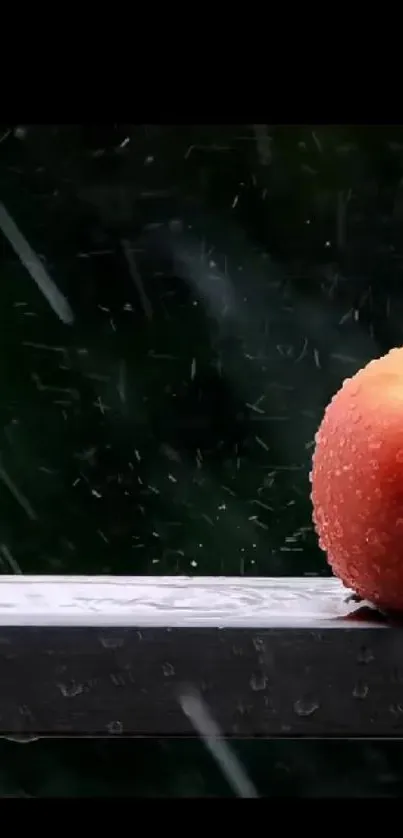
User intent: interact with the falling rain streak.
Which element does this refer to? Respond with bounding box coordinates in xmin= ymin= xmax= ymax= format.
xmin=0 ymin=461 xmax=37 ymax=521
xmin=121 ymin=239 xmax=153 ymax=321
xmin=179 ymin=689 xmax=258 ymax=799
xmin=0 ymin=203 xmax=74 ymax=325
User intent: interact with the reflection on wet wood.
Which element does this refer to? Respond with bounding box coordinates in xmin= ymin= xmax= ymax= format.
xmin=0 ymin=574 xmax=375 ymax=627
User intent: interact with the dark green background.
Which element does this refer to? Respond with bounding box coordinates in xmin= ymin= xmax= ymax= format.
xmin=1 ymin=124 xmax=403 ymax=795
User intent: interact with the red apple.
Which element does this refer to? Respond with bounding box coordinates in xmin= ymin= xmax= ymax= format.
xmin=311 ymin=347 xmax=403 ymax=611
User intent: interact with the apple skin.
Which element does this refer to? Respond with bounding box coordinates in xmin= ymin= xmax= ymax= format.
xmin=311 ymin=347 xmax=403 ymax=612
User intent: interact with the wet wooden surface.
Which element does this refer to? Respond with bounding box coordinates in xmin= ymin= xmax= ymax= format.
xmin=0 ymin=576 xmax=400 ymax=738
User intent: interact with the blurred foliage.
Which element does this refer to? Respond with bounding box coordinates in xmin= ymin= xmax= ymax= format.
xmin=1 ymin=124 xmax=403 ymax=795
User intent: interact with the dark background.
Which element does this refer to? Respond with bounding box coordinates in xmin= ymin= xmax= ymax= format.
xmin=1 ymin=123 xmax=403 ymax=796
